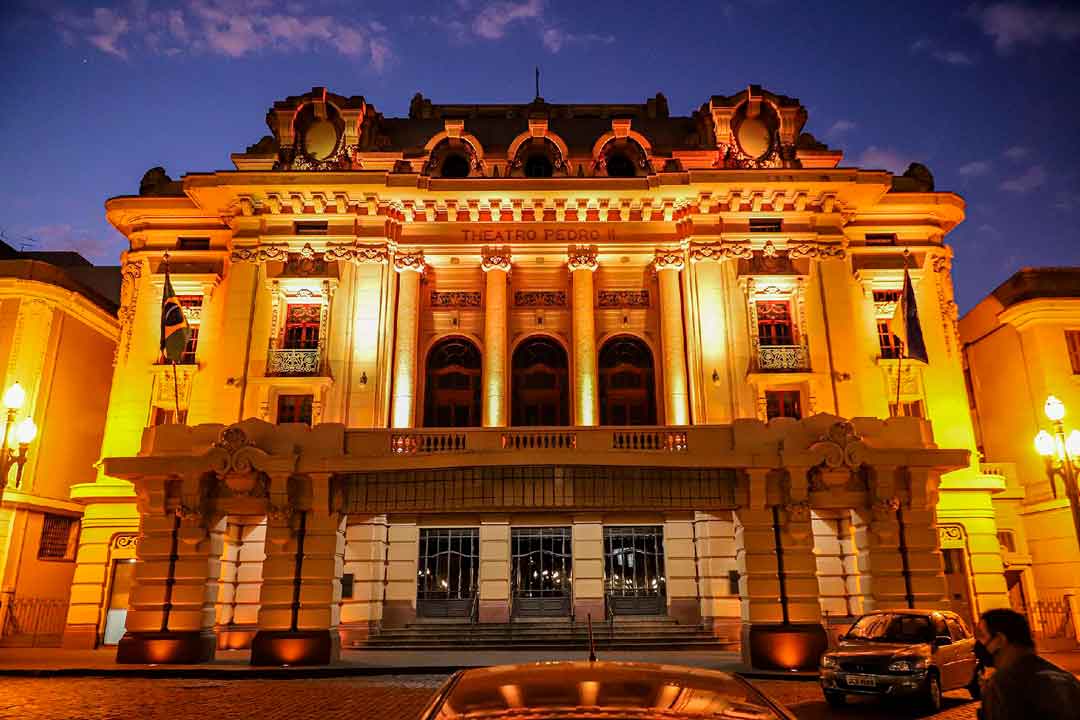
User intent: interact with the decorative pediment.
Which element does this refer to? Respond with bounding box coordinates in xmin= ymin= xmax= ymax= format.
xmin=809 ymin=421 xmax=867 ymax=471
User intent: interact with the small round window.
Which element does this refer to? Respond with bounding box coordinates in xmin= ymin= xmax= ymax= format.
xmin=440 ymin=154 xmax=470 ymax=178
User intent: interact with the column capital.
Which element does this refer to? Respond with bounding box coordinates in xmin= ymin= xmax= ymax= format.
xmin=481 ymin=245 xmax=512 ymax=273
xmin=685 ymin=240 xmax=753 ymax=263
xmin=393 ymin=249 xmax=426 ymax=273
xmin=567 ymin=245 xmax=599 ymax=272
xmin=652 ymin=248 xmax=685 ymax=272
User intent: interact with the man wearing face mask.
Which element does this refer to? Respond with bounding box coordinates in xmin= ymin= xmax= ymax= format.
xmin=975 ymin=608 xmax=1080 ymax=720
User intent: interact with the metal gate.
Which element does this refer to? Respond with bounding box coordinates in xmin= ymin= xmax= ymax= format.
xmin=511 ymin=527 xmax=572 ymax=617
xmin=604 ymin=526 xmax=667 ymax=615
xmin=416 ymin=528 xmax=479 ymax=618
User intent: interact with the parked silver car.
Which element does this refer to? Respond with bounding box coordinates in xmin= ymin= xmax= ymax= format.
xmin=819 ymin=609 xmax=979 ymax=712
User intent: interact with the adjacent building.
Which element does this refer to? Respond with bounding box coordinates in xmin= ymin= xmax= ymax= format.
xmin=0 ymin=239 xmax=119 ymax=646
xmin=62 ymin=85 xmax=1009 ymax=668
xmin=962 ymin=268 xmax=1080 ymax=647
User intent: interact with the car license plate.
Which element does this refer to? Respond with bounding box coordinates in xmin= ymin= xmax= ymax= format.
xmin=845 ymin=674 xmax=876 ymax=688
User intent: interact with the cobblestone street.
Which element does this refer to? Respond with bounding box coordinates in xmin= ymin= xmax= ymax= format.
xmin=0 ymin=676 xmax=980 ymax=720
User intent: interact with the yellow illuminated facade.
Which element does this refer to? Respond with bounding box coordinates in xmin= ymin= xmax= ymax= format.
xmin=63 ymin=86 xmax=1010 ymax=667
xmin=0 ymin=241 xmax=118 ymax=645
xmin=962 ymin=268 xmax=1080 ymax=645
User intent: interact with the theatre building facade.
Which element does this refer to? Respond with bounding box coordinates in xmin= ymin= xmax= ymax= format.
xmin=62 ymin=85 xmax=1010 ymax=667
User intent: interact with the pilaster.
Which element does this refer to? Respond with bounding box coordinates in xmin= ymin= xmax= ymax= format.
xmin=654 ymin=250 xmax=689 ymax=425
xmin=571 ymin=515 xmax=603 ymax=622
xmin=482 ymin=247 xmax=511 ymax=427
xmin=390 ymin=251 xmax=425 ymax=428
xmin=568 ymin=246 xmax=599 ymax=426
xmin=339 ymin=514 xmax=388 ymax=645
xmin=478 ymin=517 xmax=511 ymax=623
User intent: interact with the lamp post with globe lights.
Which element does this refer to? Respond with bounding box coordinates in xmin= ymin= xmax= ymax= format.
xmin=1034 ymin=395 xmax=1080 ymax=552
xmin=1 ymin=382 xmax=37 ymax=494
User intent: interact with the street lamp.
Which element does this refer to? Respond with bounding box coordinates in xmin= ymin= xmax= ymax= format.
xmin=1034 ymin=395 xmax=1080 ymax=552
xmin=1 ymin=382 xmax=37 ymax=492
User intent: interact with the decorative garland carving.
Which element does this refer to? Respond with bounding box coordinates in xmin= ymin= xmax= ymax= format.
xmin=514 ymin=290 xmax=567 ymax=307
xmin=481 ymin=246 xmax=512 ymax=273
xmin=931 ymin=253 xmax=960 ymax=357
xmin=597 ymin=290 xmax=650 ymax=308
xmin=788 ymin=242 xmax=847 ymax=260
xmin=716 ymin=141 xmax=784 ymax=169
xmin=687 ymin=241 xmax=753 ymax=263
xmin=430 ymin=291 xmax=481 ymax=308
xmin=115 ymin=259 xmax=143 ymax=366
xmin=113 ymin=534 xmax=139 ymax=550
xmin=394 ymin=250 xmax=426 ymax=273
xmin=567 ymin=245 xmax=599 ymax=272
xmin=809 ymin=421 xmax=867 ymax=470
xmin=652 ymin=249 xmax=684 ymax=272
xmin=230 ymin=244 xmax=290 ymax=264
xmin=324 ymin=242 xmax=392 ymax=264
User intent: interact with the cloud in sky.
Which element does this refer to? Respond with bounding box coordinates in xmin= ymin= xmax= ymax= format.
xmin=1000 ymin=164 xmax=1047 ymax=193
xmin=422 ymin=0 xmax=609 ymax=54
xmin=473 ymin=0 xmax=543 ymax=39
xmin=18 ymin=223 xmax=118 ymax=260
xmin=972 ymin=2 xmax=1080 ymax=53
xmin=855 ymin=146 xmax=911 ymax=174
xmin=52 ymin=0 xmax=395 ymax=70
xmin=541 ymin=27 xmax=614 ymax=53
xmin=910 ymin=36 xmax=976 ymax=65
xmin=827 ymin=119 xmax=857 ymax=136
xmin=1003 ymin=145 xmax=1030 ymax=160
xmin=958 ymin=160 xmax=992 ymax=177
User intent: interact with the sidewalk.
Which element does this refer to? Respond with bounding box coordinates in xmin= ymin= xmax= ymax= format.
xmin=0 ymin=646 xmax=807 ymax=679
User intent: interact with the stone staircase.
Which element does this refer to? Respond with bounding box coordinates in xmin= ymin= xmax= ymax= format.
xmin=353 ymin=617 xmax=740 ymax=652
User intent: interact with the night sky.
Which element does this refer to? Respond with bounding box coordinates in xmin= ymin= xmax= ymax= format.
xmin=3 ymin=1 xmax=1078 ymax=311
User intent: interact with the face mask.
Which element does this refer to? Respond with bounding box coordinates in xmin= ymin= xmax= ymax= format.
xmin=974 ymin=639 xmax=995 ymax=667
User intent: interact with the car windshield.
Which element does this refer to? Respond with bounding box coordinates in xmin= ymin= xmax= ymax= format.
xmin=845 ymin=613 xmax=933 ymax=643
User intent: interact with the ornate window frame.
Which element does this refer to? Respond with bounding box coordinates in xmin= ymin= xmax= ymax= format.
xmin=265 ymin=277 xmax=338 ymax=377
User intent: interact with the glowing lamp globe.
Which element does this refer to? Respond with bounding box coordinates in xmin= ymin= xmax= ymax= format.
xmin=1035 ymin=430 xmax=1056 ymax=457
xmin=1067 ymin=430 xmax=1080 ymax=459
xmin=1045 ymin=395 xmax=1066 ymax=422
xmin=14 ymin=418 xmax=36 ymax=445
xmin=2 ymin=383 xmax=25 ymax=411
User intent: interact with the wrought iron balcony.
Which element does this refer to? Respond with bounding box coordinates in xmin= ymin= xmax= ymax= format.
xmin=267 ymin=348 xmax=320 ymax=376
xmin=756 ymin=344 xmax=811 ymax=372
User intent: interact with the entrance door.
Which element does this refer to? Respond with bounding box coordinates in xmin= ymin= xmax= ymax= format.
xmin=604 ymin=526 xmax=667 ymax=615
xmin=942 ymin=548 xmax=975 ymax=626
xmin=1006 ymin=570 xmax=1028 ymax=614
xmin=416 ymin=528 xmax=479 ymax=618
xmin=511 ymin=527 xmax=572 ymax=617
xmin=102 ymin=559 xmax=135 ymax=645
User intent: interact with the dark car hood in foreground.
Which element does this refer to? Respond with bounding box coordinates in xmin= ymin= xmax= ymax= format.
xmin=421 ymin=660 xmax=792 ymax=719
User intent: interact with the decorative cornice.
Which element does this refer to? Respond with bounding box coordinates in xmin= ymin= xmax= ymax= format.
xmin=687 ymin=240 xmax=753 ymax=263
xmin=652 ymin=248 xmax=684 ymax=272
xmin=393 ymin=250 xmax=426 ymax=273
xmin=567 ymin=245 xmax=599 ymax=272
xmin=481 ymin=245 xmax=512 ymax=273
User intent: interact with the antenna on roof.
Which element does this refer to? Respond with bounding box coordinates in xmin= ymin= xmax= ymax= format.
xmin=535 ymin=66 xmax=540 ymax=101
xmin=18 ymin=236 xmax=36 ymax=252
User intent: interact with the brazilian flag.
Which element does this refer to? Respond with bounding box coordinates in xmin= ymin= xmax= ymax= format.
xmin=891 ymin=267 xmax=929 ymax=364
xmin=160 ymin=270 xmax=189 ymax=363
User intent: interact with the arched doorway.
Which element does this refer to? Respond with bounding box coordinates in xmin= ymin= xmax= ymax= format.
xmin=423 ymin=337 xmax=482 ymax=427
xmin=599 ymin=336 xmax=657 ymax=425
xmin=511 ymin=336 xmax=569 ymax=426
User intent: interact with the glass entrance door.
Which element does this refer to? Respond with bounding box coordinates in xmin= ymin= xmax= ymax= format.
xmin=604 ymin=526 xmax=667 ymax=615
xmin=416 ymin=528 xmax=479 ymax=618
xmin=511 ymin=527 xmax=572 ymax=617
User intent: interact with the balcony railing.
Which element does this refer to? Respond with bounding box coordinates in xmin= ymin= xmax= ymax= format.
xmin=267 ymin=348 xmax=320 ymax=376
xmin=756 ymin=344 xmax=810 ymax=372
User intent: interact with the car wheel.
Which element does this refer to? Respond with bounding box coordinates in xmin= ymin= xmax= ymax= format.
xmin=923 ymin=673 xmax=943 ymax=714
xmin=824 ymin=690 xmax=846 ymax=707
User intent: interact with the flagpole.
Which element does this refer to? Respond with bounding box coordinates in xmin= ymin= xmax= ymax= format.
xmin=895 ymin=248 xmax=911 ymax=415
xmin=163 ymin=251 xmax=183 ymax=422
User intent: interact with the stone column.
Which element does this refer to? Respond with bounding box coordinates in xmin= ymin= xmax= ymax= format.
xmin=735 ymin=468 xmax=827 ymax=671
xmin=568 ymin=246 xmax=599 ymax=426
xmin=214 ymin=516 xmax=265 ymax=650
xmin=571 ymin=515 xmax=604 ymax=623
xmin=664 ymin=513 xmax=701 ymax=624
xmin=382 ymin=518 xmax=418 ymax=627
xmin=390 ymin=251 xmax=425 ymax=429
xmin=478 ymin=517 xmax=511 ymax=623
xmin=251 ymin=473 xmax=346 ymax=665
xmin=482 ymin=247 xmax=511 ymax=427
xmin=693 ymin=511 xmax=741 ymax=640
xmin=117 ymin=475 xmax=225 ymax=664
xmin=653 ymin=250 xmax=690 ymax=425
xmin=339 ymin=514 xmax=388 ymax=646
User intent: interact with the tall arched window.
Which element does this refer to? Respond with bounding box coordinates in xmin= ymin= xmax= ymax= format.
xmin=511 ymin=337 xmax=569 ymax=426
xmin=423 ymin=338 xmax=482 ymax=427
xmin=599 ymin=336 xmax=657 ymax=425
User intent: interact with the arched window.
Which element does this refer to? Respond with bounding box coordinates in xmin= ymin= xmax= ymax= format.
xmin=524 ymin=153 xmax=554 ymax=178
xmin=598 ymin=336 xmax=656 ymax=425
xmin=511 ymin=337 xmax=569 ymax=426
xmin=423 ymin=338 xmax=482 ymax=427
xmin=440 ymin=153 xmax=470 ymax=178
xmin=605 ymin=151 xmax=636 ymax=178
